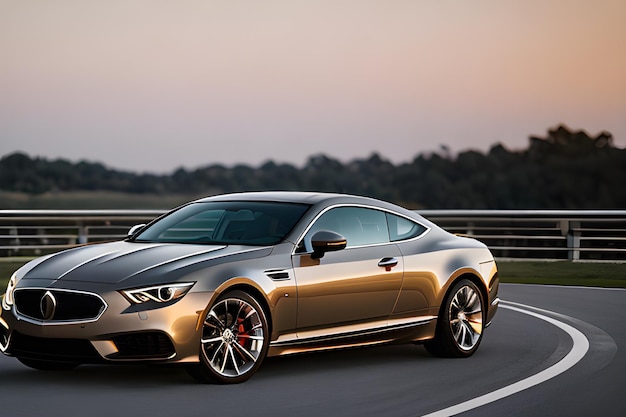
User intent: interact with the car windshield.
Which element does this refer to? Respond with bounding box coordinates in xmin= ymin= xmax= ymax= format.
xmin=132 ymin=201 xmax=310 ymax=246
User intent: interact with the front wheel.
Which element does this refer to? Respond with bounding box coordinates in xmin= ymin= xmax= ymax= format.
xmin=425 ymin=279 xmax=484 ymax=358
xmin=187 ymin=290 xmax=269 ymax=384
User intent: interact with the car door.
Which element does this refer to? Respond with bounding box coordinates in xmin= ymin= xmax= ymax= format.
xmin=291 ymin=206 xmax=403 ymax=336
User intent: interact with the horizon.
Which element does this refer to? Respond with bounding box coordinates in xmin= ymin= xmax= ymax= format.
xmin=2 ymin=1 xmax=625 ymax=173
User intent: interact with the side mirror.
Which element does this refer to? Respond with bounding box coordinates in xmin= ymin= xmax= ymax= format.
xmin=127 ymin=224 xmax=146 ymax=237
xmin=311 ymin=230 xmax=347 ymax=259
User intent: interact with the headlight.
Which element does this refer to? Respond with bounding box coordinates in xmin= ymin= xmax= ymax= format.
xmin=2 ymin=273 xmax=17 ymax=310
xmin=121 ymin=282 xmax=195 ymax=305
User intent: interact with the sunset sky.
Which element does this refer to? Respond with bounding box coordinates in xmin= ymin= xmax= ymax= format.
xmin=2 ymin=0 xmax=625 ymax=173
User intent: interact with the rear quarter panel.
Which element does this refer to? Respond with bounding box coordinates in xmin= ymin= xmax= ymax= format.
xmin=393 ymin=231 xmax=496 ymax=318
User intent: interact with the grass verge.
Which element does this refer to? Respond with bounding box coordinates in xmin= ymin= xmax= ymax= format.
xmin=1 ymin=259 xmax=625 ymax=291
xmin=497 ymin=260 xmax=626 ymax=288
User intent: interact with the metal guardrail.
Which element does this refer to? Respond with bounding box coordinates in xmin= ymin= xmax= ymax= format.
xmin=0 ymin=210 xmax=164 ymax=256
xmin=420 ymin=210 xmax=626 ymax=262
xmin=1 ymin=209 xmax=625 ymax=262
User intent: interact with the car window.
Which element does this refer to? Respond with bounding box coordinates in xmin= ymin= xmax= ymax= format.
xmin=302 ymin=206 xmax=390 ymax=251
xmin=386 ymin=213 xmax=427 ymax=241
xmin=133 ymin=201 xmax=310 ymax=245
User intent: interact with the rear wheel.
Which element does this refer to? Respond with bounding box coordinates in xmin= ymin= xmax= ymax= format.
xmin=187 ymin=290 xmax=269 ymax=384
xmin=17 ymin=357 xmax=79 ymax=371
xmin=425 ymin=279 xmax=484 ymax=358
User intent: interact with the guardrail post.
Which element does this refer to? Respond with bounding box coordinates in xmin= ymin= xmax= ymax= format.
xmin=9 ymin=226 xmax=19 ymax=256
xmin=566 ymin=221 xmax=581 ymax=261
xmin=466 ymin=221 xmax=474 ymax=236
xmin=78 ymin=222 xmax=87 ymax=244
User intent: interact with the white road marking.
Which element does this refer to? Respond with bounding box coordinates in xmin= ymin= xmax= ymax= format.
xmin=421 ymin=300 xmax=590 ymax=417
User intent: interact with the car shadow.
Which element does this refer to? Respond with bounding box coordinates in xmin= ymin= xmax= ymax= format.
xmin=1 ymin=343 xmax=433 ymax=387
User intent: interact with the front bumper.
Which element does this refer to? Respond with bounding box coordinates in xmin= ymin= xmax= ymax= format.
xmin=1 ymin=286 xmax=211 ymax=364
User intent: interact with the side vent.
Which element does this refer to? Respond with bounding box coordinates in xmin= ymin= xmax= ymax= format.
xmin=265 ymin=269 xmax=291 ymax=281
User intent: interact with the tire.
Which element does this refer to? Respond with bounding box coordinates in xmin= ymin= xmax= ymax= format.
xmin=187 ymin=290 xmax=269 ymax=384
xmin=425 ymin=279 xmax=484 ymax=358
xmin=17 ymin=357 xmax=79 ymax=371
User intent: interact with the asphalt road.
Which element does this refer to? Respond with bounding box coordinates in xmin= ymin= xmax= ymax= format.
xmin=0 ymin=284 xmax=623 ymax=417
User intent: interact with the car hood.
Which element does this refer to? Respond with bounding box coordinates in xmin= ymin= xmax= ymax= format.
xmin=18 ymin=241 xmax=271 ymax=285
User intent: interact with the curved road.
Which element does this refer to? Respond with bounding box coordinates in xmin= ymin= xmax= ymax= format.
xmin=0 ymin=284 xmax=623 ymax=416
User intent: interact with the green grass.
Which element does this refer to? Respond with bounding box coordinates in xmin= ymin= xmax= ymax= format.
xmin=497 ymin=261 xmax=626 ymax=288
xmin=1 ymin=259 xmax=625 ymax=291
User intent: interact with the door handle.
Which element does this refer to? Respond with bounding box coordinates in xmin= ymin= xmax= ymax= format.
xmin=378 ymin=257 xmax=398 ymax=271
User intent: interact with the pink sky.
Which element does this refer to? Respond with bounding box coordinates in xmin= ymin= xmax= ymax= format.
xmin=1 ymin=0 xmax=625 ymax=173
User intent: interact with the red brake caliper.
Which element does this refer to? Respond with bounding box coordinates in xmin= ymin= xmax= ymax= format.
xmin=237 ymin=319 xmax=246 ymax=347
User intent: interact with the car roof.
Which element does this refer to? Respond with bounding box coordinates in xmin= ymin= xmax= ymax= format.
xmin=194 ymin=191 xmax=364 ymax=205
xmin=193 ymin=191 xmax=423 ymax=219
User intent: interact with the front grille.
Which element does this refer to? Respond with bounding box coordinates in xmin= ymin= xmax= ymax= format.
xmin=110 ymin=332 xmax=175 ymax=359
xmin=8 ymin=331 xmax=103 ymax=363
xmin=14 ymin=288 xmax=106 ymax=323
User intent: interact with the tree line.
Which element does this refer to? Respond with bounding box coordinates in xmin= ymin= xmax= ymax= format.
xmin=1 ymin=125 xmax=624 ymax=209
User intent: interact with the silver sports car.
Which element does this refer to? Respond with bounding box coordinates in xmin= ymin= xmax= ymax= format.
xmin=1 ymin=192 xmax=499 ymax=383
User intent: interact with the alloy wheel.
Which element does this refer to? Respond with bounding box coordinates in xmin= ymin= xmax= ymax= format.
xmin=448 ymin=284 xmax=483 ymax=351
xmin=200 ymin=295 xmax=266 ymax=379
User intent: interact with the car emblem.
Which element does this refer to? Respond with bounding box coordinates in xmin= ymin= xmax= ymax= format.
xmin=40 ymin=291 xmax=57 ymax=321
